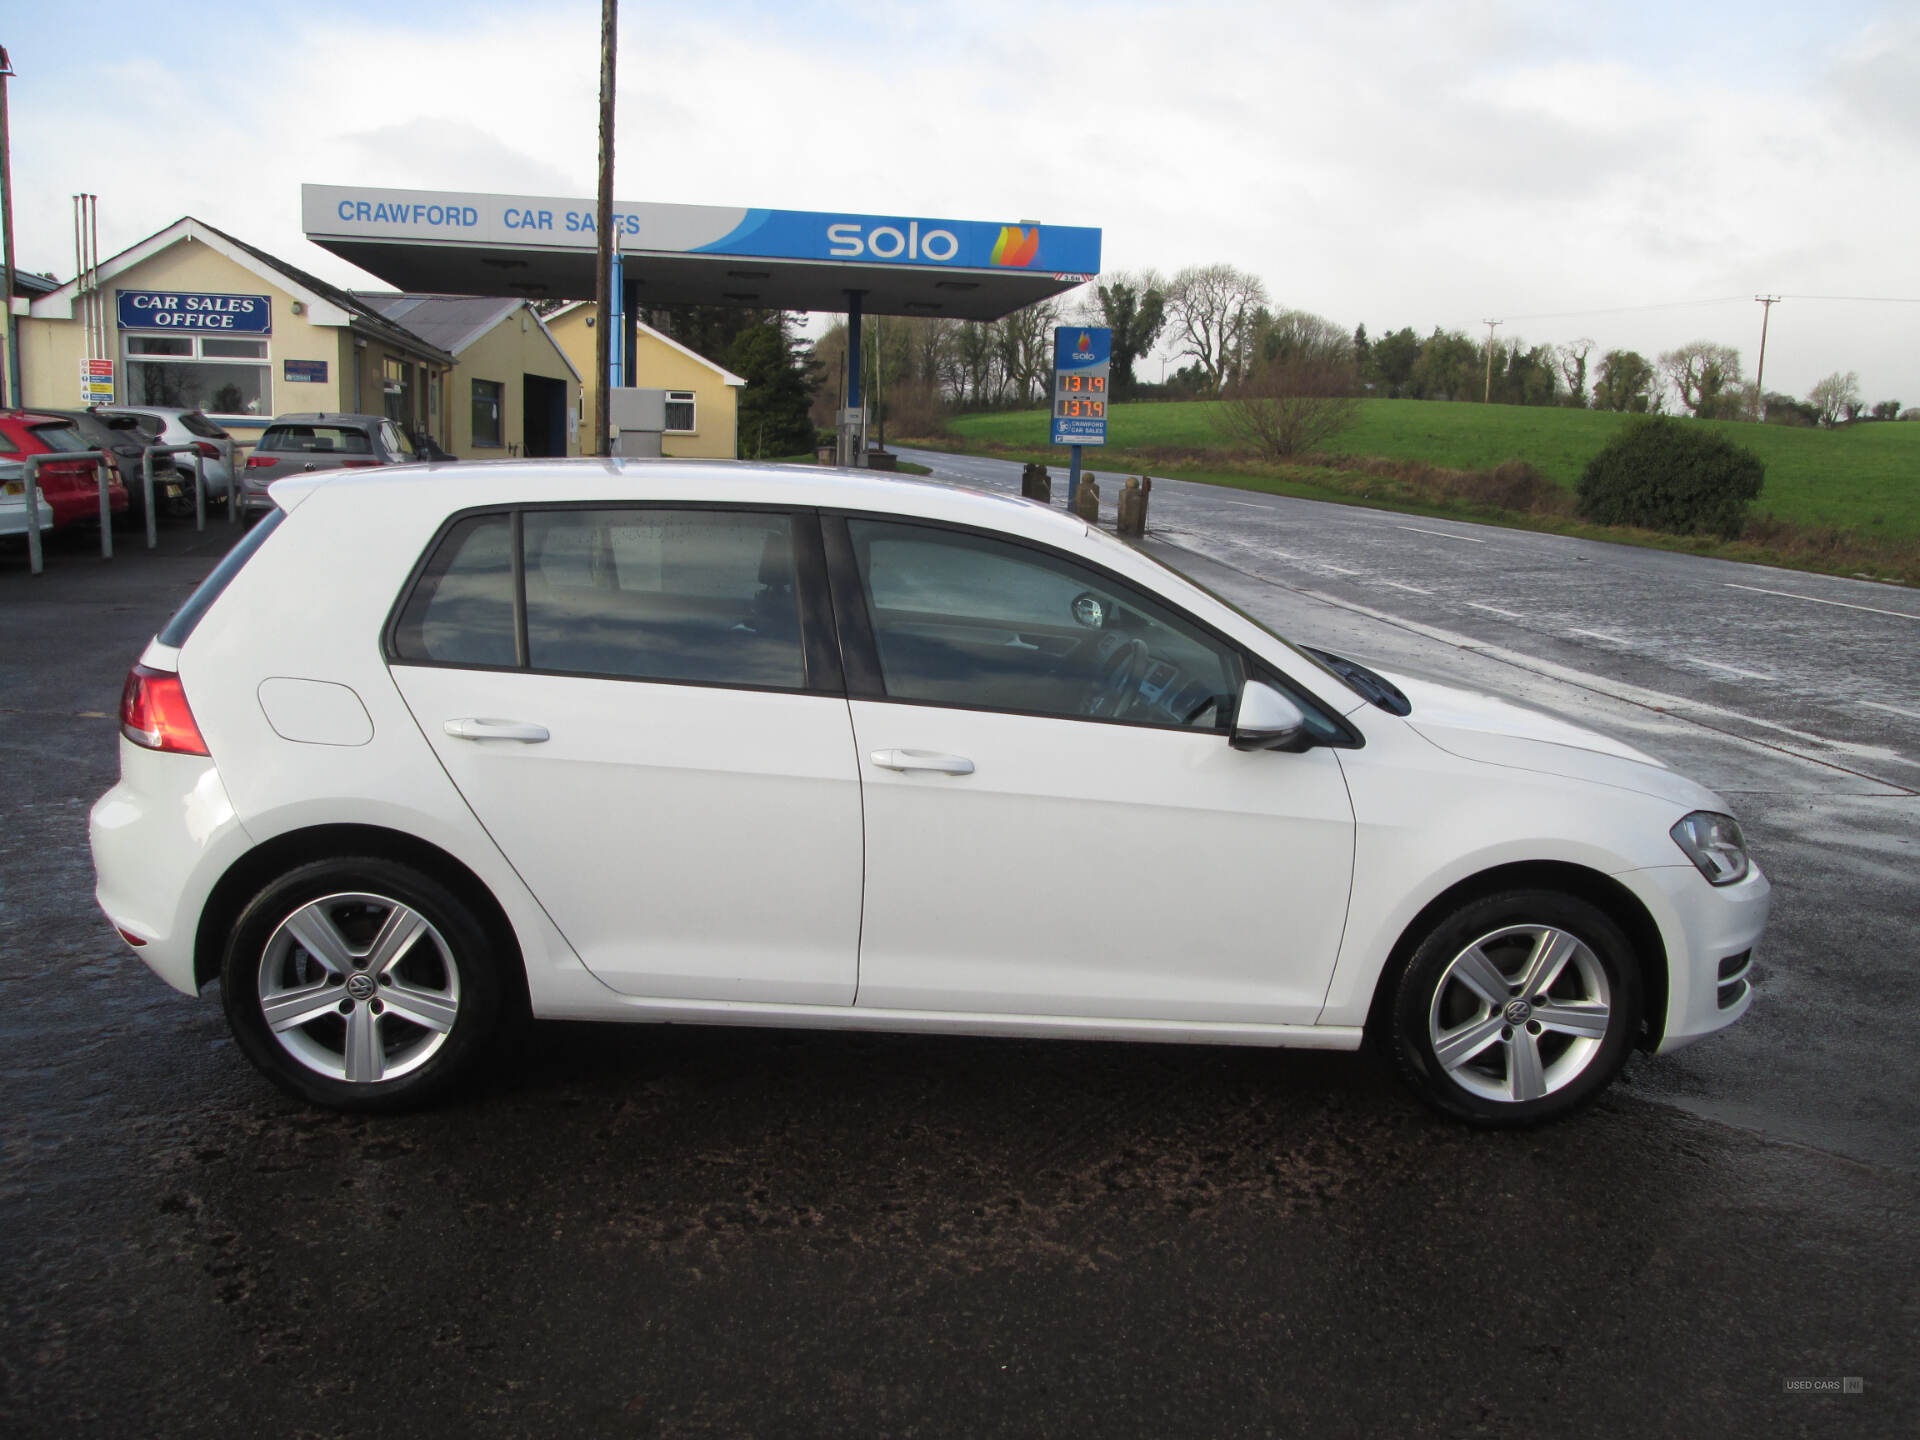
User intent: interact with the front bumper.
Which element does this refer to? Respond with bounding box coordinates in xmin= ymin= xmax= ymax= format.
xmin=1625 ymin=861 xmax=1772 ymax=1052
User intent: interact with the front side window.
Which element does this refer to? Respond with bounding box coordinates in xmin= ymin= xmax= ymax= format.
xmin=845 ymin=519 xmax=1242 ymax=727
xmin=664 ymin=391 xmax=696 ymax=433
xmin=524 ymin=509 xmax=802 ymax=688
xmin=472 ymin=380 xmax=503 ymax=447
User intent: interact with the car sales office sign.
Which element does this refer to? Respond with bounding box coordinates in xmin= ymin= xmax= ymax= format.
xmin=1051 ymin=326 xmax=1111 ymax=447
xmin=117 ymin=290 xmax=272 ymax=334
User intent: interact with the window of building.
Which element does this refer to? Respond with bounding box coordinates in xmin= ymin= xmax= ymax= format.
xmin=124 ymin=334 xmax=270 ymax=419
xmin=665 ymin=391 xmax=696 ymax=433
xmin=383 ymin=357 xmax=412 ymax=426
xmin=472 ymin=380 xmax=504 ymax=447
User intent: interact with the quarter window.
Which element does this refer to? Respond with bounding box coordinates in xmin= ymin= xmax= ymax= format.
xmin=846 ymin=519 xmax=1242 ymax=728
xmin=390 ymin=515 xmax=516 ymax=668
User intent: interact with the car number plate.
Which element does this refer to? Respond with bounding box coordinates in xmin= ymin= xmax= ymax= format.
xmin=2 ymin=480 xmax=22 ymax=496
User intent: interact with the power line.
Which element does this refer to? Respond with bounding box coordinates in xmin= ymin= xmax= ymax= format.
xmin=1779 ymin=293 xmax=1920 ymax=303
xmin=1497 ymin=295 xmax=1749 ymax=323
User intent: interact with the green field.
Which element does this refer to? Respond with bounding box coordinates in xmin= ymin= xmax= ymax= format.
xmin=946 ymin=399 xmax=1920 ymax=541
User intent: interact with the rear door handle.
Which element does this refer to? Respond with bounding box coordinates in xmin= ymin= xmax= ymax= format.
xmin=444 ymin=718 xmax=550 ymax=743
xmin=869 ymin=748 xmax=974 ymax=775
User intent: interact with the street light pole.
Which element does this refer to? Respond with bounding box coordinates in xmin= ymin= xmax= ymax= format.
xmin=592 ymin=0 xmax=618 ymax=457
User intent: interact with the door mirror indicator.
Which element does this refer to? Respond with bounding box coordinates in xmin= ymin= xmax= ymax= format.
xmin=1231 ymin=681 xmax=1313 ymax=753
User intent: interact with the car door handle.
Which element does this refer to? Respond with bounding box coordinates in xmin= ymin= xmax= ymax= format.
xmin=444 ymin=718 xmax=550 ymax=743
xmin=869 ymin=748 xmax=975 ymax=775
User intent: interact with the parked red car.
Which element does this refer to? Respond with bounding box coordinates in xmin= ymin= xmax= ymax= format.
xmin=0 ymin=411 xmax=129 ymax=529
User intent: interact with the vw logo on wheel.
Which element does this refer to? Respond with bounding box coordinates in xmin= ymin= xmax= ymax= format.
xmin=1503 ymin=999 xmax=1533 ymax=1025
xmin=346 ymin=972 xmax=378 ymax=1001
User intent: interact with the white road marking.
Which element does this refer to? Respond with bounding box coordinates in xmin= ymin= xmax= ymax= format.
xmin=1570 ymin=628 xmax=1632 ymax=645
xmin=1398 ymin=525 xmax=1486 ymax=544
xmin=1862 ymin=701 xmax=1920 ymax=721
xmin=1220 ymin=499 xmax=1270 ymax=509
xmin=1320 ymin=564 xmax=1361 ymax=575
xmin=1381 ymin=581 xmax=1432 ymax=594
xmin=1687 ymin=658 xmax=1773 ymax=680
xmin=1724 ymin=582 xmax=1920 ymax=622
xmin=1468 ymin=602 xmax=1525 ymax=619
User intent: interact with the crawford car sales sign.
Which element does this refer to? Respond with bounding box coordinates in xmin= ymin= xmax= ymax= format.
xmin=117 ymin=290 xmax=272 ymax=334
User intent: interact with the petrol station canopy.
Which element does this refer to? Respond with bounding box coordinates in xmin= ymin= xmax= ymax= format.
xmin=302 ymin=185 xmax=1101 ymax=322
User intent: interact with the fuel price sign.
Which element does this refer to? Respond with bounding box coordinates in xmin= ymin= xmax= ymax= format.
xmin=1051 ymin=326 xmax=1111 ymax=447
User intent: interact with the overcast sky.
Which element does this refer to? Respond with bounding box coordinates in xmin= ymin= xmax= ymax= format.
xmin=8 ymin=0 xmax=1918 ymax=405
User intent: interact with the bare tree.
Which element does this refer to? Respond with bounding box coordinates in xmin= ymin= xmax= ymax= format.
xmin=1166 ymin=263 xmax=1269 ymax=393
xmin=1659 ymin=341 xmax=1743 ymax=416
xmin=1212 ymin=321 xmax=1360 ymax=461
xmin=1555 ymin=337 xmax=1595 ymax=407
xmin=1808 ymin=370 xmax=1862 ymax=428
xmin=952 ymin=319 xmax=1004 ymax=408
xmin=996 ymin=299 xmax=1060 ymax=406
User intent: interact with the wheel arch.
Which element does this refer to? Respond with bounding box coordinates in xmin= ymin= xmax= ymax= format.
xmin=1362 ymin=860 xmax=1669 ymax=1052
xmin=193 ymin=823 xmax=530 ymax=1020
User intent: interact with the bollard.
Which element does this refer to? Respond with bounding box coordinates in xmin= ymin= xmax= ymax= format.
xmin=24 ymin=454 xmax=43 ymax=575
xmin=194 ymin=452 xmax=206 ymax=532
xmin=97 ymin=457 xmax=114 ymax=559
xmin=141 ymin=449 xmax=158 ymax=550
xmin=1020 ymin=462 xmax=1052 ymax=504
xmin=1072 ymin=473 xmax=1100 ymax=524
xmin=1117 ymin=475 xmax=1147 ymax=537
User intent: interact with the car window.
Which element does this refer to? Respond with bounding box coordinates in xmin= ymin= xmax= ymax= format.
xmin=390 ymin=514 xmax=517 ymax=668
xmin=30 ymin=424 xmax=88 ymax=453
xmin=523 ymin=509 xmax=804 ymax=689
xmin=846 ymin=519 xmax=1242 ymax=727
xmin=179 ymin=411 xmax=229 ymax=439
xmin=0 ymin=432 xmax=16 ymax=454
xmin=381 ymin=422 xmax=417 ymax=462
xmin=260 ymin=424 xmax=372 ymax=455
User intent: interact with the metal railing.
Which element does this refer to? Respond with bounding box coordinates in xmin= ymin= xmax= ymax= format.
xmin=19 ymin=437 xmax=243 ymax=574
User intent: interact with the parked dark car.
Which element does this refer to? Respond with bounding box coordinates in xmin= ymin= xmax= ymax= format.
xmin=241 ymin=413 xmax=417 ymax=514
xmin=0 ymin=411 xmax=129 ymax=529
xmin=45 ymin=409 xmax=157 ymax=524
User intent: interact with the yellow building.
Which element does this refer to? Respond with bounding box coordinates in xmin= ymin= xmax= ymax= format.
xmin=544 ymin=302 xmax=744 ymax=459
xmin=17 ymin=217 xmax=455 ymax=447
xmin=356 ymin=294 xmax=580 ymax=458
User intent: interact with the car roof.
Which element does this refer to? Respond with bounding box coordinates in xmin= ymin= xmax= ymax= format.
xmin=273 ymin=458 xmax=1081 ymax=542
xmin=266 ymin=413 xmax=388 ymax=426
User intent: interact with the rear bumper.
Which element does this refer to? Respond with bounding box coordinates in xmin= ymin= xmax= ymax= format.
xmin=90 ymin=741 xmax=254 ymax=996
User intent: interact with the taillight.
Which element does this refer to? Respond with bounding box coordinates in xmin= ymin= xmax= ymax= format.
xmin=339 ymin=459 xmax=382 ymax=469
xmin=119 ymin=665 xmax=210 ymax=756
xmin=194 ymin=441 xmax=221 ymax=459
xmin=246 ymin=455 xmax=278 ymax=469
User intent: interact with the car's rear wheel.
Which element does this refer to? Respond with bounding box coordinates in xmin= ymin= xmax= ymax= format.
xmin=1387 ymin=889 xmax=1641 ymax=1126
xmin=220 ymin=857 xmax=504 ymax=1111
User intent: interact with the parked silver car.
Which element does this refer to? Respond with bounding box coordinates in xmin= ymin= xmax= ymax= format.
xmin=240 ymin=413 xmax=418 ymax=514
xmin=91 ymin=405 xmax=236 ymax=502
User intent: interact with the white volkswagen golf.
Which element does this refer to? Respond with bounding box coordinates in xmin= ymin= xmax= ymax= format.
xmin=90 ymin=462 xmax=1768 ymax=1124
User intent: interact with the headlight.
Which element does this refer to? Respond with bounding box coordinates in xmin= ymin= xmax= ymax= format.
xmin=1670 ymin=811 xmax=1750 ymax=885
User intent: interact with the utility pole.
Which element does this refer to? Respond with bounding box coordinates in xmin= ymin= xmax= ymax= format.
xmin=1753 ymin=295 xmax=1780 ymax=422
xmin=1482 ymin=319 xmax=1502 ymax=404
xmin=1 ymin=47 xmax=22 ymax=409
xmin=592 ymin=0 xmax=618 ymax=457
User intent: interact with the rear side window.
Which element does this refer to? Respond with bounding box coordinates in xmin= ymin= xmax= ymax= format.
xmin=157 ymin=509 xmax=286 ymax=647
xmin=390 ymin=515 xmax=517 ymax=668
xmin=260 ymin=425 xmax=372 ymax=455
xmin=524 ymin=510 xmax=802 ymax=688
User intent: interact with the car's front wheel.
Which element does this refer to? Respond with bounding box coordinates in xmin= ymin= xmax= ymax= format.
xmin=220 ymin=857 xmax=505 ymax=1111
xmin=1387 ymin=889 xmax=1642 ymax=1126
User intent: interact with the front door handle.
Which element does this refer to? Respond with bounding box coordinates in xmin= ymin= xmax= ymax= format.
xmin=444 ymin=717 xmax=550 ymax=743
xmin=869 ymin=748 xmax=975 ymax=775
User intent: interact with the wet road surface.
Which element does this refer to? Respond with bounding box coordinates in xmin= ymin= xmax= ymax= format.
xmin=3 ymin=507 xmax=1915 ymax=1437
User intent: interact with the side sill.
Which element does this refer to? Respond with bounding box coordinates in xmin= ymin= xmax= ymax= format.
xmin=528 ymin=994 xmax=1367 ymax=1051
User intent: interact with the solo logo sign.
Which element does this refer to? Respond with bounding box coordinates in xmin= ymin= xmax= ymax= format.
xmin=824 ymin=221 xmax=1041 ymax=267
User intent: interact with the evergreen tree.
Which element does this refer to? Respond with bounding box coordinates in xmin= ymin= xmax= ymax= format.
xmin=727 ymin=315 xmax=823 ymax=458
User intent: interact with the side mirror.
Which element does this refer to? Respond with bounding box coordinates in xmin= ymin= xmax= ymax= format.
xmin=1231 ymin=680 xmax=1313 ymax=753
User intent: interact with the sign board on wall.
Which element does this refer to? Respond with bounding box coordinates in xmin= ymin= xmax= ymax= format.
xmin=283 ymin=359 xmax=328 ymax=383
xmin=117 ymin=290 xmax=272 ymax=334
xmin=80 ymin=358 xmax=115 ymax=405
xmin=1050 ymin=327 xmax=1111 ymax=447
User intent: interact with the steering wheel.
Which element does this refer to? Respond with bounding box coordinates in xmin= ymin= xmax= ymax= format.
xmin=1081 ymin=632 xmax=1150 ymax=719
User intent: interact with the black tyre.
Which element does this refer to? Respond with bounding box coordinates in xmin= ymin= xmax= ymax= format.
xmin=220 ymin=856 xmax=505 ymax=1111
xmin=1387 ymin=889 xmax=1642 ymax=1127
